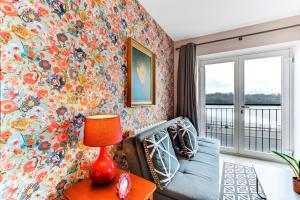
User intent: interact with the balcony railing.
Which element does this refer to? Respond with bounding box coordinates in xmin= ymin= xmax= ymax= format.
xmin=205 ymin=105 xmax=282 ymax=153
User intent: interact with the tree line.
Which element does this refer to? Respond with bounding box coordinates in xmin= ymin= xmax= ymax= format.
xmin=206 ymin=93 xmax=281 ymax=105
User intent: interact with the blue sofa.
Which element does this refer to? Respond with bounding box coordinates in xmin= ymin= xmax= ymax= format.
xmin=123 ymin=117 xmax=220 ymax=200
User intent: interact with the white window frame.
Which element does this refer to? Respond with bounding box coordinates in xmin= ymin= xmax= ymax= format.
xmin=198 ymin=48 xmax=293 ymax=161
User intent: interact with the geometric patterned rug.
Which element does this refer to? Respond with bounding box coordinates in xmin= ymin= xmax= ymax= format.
xmin=220 ymin=162 xmax=266 ymax=200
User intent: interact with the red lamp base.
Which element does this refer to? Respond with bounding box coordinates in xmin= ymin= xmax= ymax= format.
xmin=89 ymin=146 xmax=117 ymax=184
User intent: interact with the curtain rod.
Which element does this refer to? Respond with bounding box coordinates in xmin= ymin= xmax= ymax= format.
xmin=175 ymin=24 xmax=300 ymax=51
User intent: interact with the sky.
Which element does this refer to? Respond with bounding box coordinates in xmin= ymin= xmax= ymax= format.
xmin=205 ymin=56 xmax=281 ymax=94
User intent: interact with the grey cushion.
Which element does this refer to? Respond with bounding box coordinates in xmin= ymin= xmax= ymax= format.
xmin=133 ymin=117 xmax=184 ymax=181
xmin=198 ymin=137 xmax=220 ymax=149
xmin=157 ymin=169 xmax=219 ymax=200
xmin=167 ymin=125 xmax=185 ymax=156
xmin=144 ymin=129 xmax=180 ymax=189
xmin=197 ymin=137 xmax=220 ymax=158
xmin=178 ymin=118 xmax=198 ymax=159
xmin=156 ymin=138 xmax=220 ymax=200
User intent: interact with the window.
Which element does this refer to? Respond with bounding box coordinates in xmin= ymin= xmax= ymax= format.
xmin=199 ymin=49 xmax=292 ymax=160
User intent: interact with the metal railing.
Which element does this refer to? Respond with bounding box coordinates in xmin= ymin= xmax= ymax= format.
xmin=205 ymin=105 xmax=282 ymax=153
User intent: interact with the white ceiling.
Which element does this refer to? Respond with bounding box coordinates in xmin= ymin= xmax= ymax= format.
xmin=138 ymin=0 xmax=300 ymax=41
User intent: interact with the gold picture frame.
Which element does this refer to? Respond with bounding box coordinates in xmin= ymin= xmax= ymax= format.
xmin=127 ymin=38 xmax=156 ymax=107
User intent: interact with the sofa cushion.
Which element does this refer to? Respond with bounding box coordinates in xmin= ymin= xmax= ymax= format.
xmin=156 ymin=138 xmax=220 ymax=200
xmin=178 ymin=118 xmax=198 ymax=159
xmin=197 ymin=137 xmax=220 ymax=149
xmin=158 ymin=169 xmax=219 ymax=200
xmin=143 ymin=129 xmax=180 ymax=189
xmin=167 ymin=125 xmax=185 ymax=156
xmin=177 ymin=137 xmax=220 ymax=167
xmin=133 ymin=117 xmax=183 ymax=181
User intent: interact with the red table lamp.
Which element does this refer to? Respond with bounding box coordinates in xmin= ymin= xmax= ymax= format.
xmin=84 ymin=115 xmax=122 ymax=184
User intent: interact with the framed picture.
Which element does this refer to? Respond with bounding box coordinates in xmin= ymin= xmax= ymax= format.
xmin=116 ymin=173 xmax=131 ymax=199
xmin=127 ymin=38 xmax=155 ymax=107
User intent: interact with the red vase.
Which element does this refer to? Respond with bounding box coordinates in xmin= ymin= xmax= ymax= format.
xmin=89 ymin=146 xmax=117 ymax=184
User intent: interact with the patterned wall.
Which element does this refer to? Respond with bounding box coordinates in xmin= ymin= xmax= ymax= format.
xmin=0 ymin=0 xmax=174 ymax=199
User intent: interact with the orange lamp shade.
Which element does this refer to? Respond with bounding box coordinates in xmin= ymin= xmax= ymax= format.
xmin=84 ymin=115 xmax=122 ymax=147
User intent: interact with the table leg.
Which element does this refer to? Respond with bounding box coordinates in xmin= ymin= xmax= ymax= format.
xmin=256 ymin=176 xmax=266 ymax=199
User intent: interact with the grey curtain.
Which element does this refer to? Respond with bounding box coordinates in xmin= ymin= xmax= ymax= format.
xmin=176 ymin=43 xmax=199 ymax=133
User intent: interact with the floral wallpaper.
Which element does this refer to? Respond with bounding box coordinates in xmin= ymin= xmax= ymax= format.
xmin=0 ymin=0 xmax=174 ymax=199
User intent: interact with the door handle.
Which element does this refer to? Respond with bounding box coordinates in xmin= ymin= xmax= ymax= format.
xmin=240 ymin=105 xmax=249 ymax=114
xmin=241 ymin=105 xmax=250 ymax=109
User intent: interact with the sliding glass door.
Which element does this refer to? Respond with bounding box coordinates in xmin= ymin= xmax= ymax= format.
xmin=199 ymin=49 xmax=292 ymax=159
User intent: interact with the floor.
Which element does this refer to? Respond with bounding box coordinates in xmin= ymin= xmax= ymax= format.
xmin=219 ymin=153 xmax=289 ymax=178
xmin=219 ymin=153 xmax=300 ymax=200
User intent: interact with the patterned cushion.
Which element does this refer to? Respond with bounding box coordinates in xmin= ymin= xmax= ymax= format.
xmin=178 ymin=118 xmax=198 ymax=159
xmin=167 ymin=125 xmax=185 ymax=156
xmin=143 ymin=129 xmax=180 ymax=189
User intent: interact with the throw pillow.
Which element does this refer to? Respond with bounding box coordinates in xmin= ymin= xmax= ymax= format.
xmin=167 ymin=125 xmax=185 ymax=156
xmin=143 ymin=129 xmax=180 ymax=189
xmin=178 ymin=118 xmax=198 ymax=159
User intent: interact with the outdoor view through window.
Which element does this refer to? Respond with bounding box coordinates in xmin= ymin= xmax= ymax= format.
xmin=205 ymin=57 xmax=282 ymax=153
